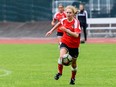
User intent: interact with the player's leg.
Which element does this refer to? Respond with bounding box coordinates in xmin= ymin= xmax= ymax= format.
xmin=80 ymin=26 xmax=85 ymax=43
xmin=54 ymin=43 xmax=68 ymax=80
xmin=57 ymin=32 xmax=63 ymax=45
xmin=70 ymin=58 xmax=77 ymax=85
xmin=83 ymin=25 xmax=87 ymax=41
xmin=69 ymin=48 xmax=79 ymax=85
xmin=58 ymin=47 xmax=68 ymax=74
xmin=57 ymin=36 xmax=62 ymax=45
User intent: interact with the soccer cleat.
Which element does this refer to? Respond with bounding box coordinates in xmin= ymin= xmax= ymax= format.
xmin=80 ymin=40 xmax=85 ymax=44
xmin=54 ymin=73 xmax=62 ymax=80
xmin=70 ymin=78 xmax=75 ymax=85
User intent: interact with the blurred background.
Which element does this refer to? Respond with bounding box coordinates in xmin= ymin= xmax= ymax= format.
xmin=0 ymin=0 xmax=116 ymax=38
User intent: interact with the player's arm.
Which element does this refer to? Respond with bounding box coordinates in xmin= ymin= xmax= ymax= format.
xmin=45 ymin=22 xmax=61 ymax=37
xmin=60 ymin=27 xmax=79 ymax=38
xmin=66 ymin=29 xmax=79 ymax=38
xmin=51 ymin=19 xmax=56 ymax=26
xmin=51 ymin=13 xmax=57 ymax=26
xmin=85 ymin=10 xmax=88 ymax=21
xmin=85 ymin=10 xmax=88 ymax=28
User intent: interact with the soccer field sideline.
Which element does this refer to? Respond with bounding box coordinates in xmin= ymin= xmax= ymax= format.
xmin=0 ymin=38 xmax=116 ymax=44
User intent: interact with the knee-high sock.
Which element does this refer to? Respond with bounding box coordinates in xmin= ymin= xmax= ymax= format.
xmin=71 ymin=71 xmax=76 ymax=79
xmin=58 ymin=64 xmax=63 ymax=74
xmin=71 ymin=67 xmax=77 ymax=79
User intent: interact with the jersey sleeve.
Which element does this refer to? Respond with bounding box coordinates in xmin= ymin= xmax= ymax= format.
xmin=60 ymin=18 xmax=66 ymax=25
xmin=74 ymin=19 xmax=81 ymax=33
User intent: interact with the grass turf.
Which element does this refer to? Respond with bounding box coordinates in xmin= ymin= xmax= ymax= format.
xmin=0 ymin=44 xmax=116 ymax=87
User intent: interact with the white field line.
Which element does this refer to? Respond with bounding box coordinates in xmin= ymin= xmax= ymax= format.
xmin=0 ymin=69 xmax=12 ymax=77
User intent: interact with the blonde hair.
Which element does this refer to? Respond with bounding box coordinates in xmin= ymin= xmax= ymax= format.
xmin=65 ymin=5 xmax=78 ymax=14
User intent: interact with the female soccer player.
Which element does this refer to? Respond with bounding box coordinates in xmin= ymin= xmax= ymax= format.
xmin=51 ymin=4 xmax=66 ymax=44
xmin=46 ymin=5 xmax=81 ymax=85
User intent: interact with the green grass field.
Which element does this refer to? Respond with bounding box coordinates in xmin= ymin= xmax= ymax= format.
xmin=0 ymin=44 xmax=116 ymax=87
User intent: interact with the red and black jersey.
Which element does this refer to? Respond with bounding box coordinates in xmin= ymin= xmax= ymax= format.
xmin=53 ymin=12 xmax=66 ymax=33
xmin=60 ymin=18 xmax=81 ymax=48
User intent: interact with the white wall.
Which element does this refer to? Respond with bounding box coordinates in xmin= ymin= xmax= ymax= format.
xmin=87 ymin=18 xmax=116 ymax=24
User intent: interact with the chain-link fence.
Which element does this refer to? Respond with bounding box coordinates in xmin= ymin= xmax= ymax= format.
xmin=0 ymin=0 xmax=52 ymax=22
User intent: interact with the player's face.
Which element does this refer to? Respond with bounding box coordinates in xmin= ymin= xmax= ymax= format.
xmin=66 ymin=9 xmax=74 ymax=19
xmin=58 ymin=6 xmax=64 ymax=13
xmin=79 ymin=5 xmax=84 ymax=10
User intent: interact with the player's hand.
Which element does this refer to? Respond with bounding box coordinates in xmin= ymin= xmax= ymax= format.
xmin=60 ymin=26 xmax=66 ymax=32
xmin=45 ymin=30 xmax=53 ymax=37
xmin=51 ymin=22 xmax=55 ymax=26
xmin=60 ymin=27 xmax=70 ymax=33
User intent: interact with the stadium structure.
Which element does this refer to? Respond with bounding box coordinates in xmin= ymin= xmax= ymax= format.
xmin=0 ymin=0 xmax=116 ymax=38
